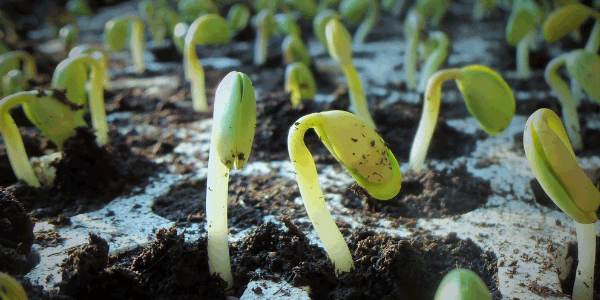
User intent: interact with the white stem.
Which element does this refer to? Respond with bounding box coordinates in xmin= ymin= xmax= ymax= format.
xmin=206 ymin=139 xmax=234 ymax=291
xmin=571 ymin=79 xmax=582 ymax=108
xmin=516 ymin=30 xmax=533 ymax=79
xmin=405 ymin=32 xmax=418 ymax=90
xmin=573 ymin=221 xmax=596 ymax=300
xmin=254 ymin=27 xmax=268 ymax=65
xmin=130 ymin=19 xmax=145 ymax=75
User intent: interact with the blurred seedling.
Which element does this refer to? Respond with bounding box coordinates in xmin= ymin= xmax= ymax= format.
xmin=0 ymin=51 xmax=37 ymax=98
xmin=417 ymin=31 xmax=450 ymax=93
xmin=338 ymin=0 xmax=379 ymax=45
xmin=506 ymin=0 xmax=543 ymax=79
xmin=104 ymin=15 xmax=146 ymax=74
xmin=285 ymin=62 xmax=316 ymax=107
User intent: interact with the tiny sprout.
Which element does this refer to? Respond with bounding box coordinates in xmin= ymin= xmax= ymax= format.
xmin=104 ymin=15 xmax=145 ymax=74
xmin=283 ymin=0 xmax=317 ymax=19
xmin=405 ymin=9 xmax=425 ymax=91
xmin=544 ymin=50 xmax=600 ymax=151
xmin=285 ymin=62 xmax=316 ymax=107
xmin=184 ymin=14 xmax=232 ymax=112
xmin=505 ymin=0 xmax=542 ymax=79
xmin=206 ymin=71 xmax=256 ymax=290
xmin=473 ymin=0 xmax=496 ymax=20
xmin=252 ymin=9 xmax=275 ymax=66
xmin=325 ymin=18 xmax=377 ymax=129
xmin=288 ymin=110 xmax=402 ymax=274
xmin=338 ymin=0 xmax=379 ymax=45
xmin=417 ymin=31 xmax=450 ymax=93
xmin=0 ymin=51 xmax=37 ymax=98
xmin=69 ymin=45 xmax=111 ymax=89
xmin=409 ymin=65 xmax=515 ymax=172
xmin=226 ymin=4 xmax=251 ymax=33
xmin=178 ymin=0 xmax=218 ymax=22
xmin=524 ymin=108 xmax=599 ymax=300
xmin=434 ymin=269 xmax=492 ymax=300
xmin=0 ymin=272 xmax=28 ymax=300
xmin=313 ymin=9 xmax=341 ymax=49
xmin=274 ymin=13 xmax=301 ymax=38
xmin=416 ymin=0 xmax=450 ymax=26
xmin=3 ymin=69 xmax=26 ymax=95
xmin=0 ymin=90 xmax=85 ymax=186
xmin=53 ymin=55 xmax=108 ymax=146
xmin=282 ymin=35 xmax=311 ymax=66
xmin=59 ymin=24 xmax=79 ymax=53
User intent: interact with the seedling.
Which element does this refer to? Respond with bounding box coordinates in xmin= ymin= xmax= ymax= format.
xmin=0 ymin=90 xmax=85 ymax=187
xmin=416 ymin=0 xmax=449 ymax=26
xmin=3 ymin=69 xmax=26 ymax=95
xmin=0 ymin=272 xmax=28 ymax=300
xmin=417 ymin=31 xmax=450 ymax=93
xmin=206 ymin=71 xmax=256 ymax=290
xmin=59 ymin=24 xmax=79 ymax=53
xmin=285 ymin=62 xmax=316 ymax=107
xmin=506 ymin=0 xmax=542 ymax=79
xmin=434 ymin=269 xmax=492 ymax=300
xmin=140 ymin=0 xmax=166 ymax=46
xmin=173 ymin=22 xmax=189 ymax=53
xmin=69 ymin=45 xmax=111 ymax=89
xmin=382 ymin=0 xmax=405 ymax=17
xmin=544 ymin=50 xmax=600 ymax=151
xmin=282 ymin=35 xmax=311 ymax=66
xmin=405 ymin=9 xmax=424 ymax=91
xmin=104 ymin=15 xmax=145 ymax=74
xmin=473 ymin=0 xmax=496 ymax=20
xmin=288 ymin=110 xmax=402 ymax=274
xmin=338 ymin=0 xmax=379 ymax=45
xmin=252 ymin=9 xmax=274 ymax=66
xmin=524 ymin=108 xmax=600 ymax=300
xmin=53 ymin=54 xmax=108 ymax=146
xmin=67 ymin=0 xmax=93 ymax=17
xmin=226 ymin=4 xmax=251 ymax=33
xmin=283 ymin=0 xmax=317 ymax=19
xmin=184 ymin=14 xmax=232 ymax=112
xmin=274 ymin=13 xmax=301 ymax=38
xmin=325 ymin=18 xmax=377 ymax=129
xmin=178 ymin=0 xmax=218 ymax=22
xmin=0 ymin=51 xmax=37 ymax=98
xmin=409 ymin=65 xmax=515 ymax=172
xmin=317 ymin=0 xmax=341 ymax=11
xmin=313 ymin=9 xmax=341 ymax=48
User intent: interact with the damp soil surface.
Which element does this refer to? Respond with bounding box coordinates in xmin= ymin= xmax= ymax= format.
xmin=0 ymin=188 xmax=36 ymax=275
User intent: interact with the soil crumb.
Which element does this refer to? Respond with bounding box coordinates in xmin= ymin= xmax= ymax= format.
xmin=0 ymin=188 xmax=35 ymax=274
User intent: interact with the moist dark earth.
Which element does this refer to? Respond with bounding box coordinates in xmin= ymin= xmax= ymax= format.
xmin=3 ymin=0 xmax=600 ymax=298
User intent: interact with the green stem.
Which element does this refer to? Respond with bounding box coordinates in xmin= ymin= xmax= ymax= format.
xmin=288 ymin=114 xmax=354 ymax=274
xmin=409 ymin=68 xmax=462 ymax=172
xmin=206 ymin=138 xmax=234 ymax=290
xmin=184 ymin=37 xmax=207 ymax=112
xmin=406 ymin=30 xmax=419 ymax=90
xmin=473 ymin=0 xmax=486 ymax=20
xmin=254 ymin=25 xmax=268 ymax=65
xmin=516 ymin=29 xmax=533 ymax=79
xmin=545 ymin=54 xmax=582 ymax=151
xmin=418 ymin=32 xmax=450 ymax=92
xmin=83 ymin=57 xmax=108 ymax=146
xmin=341 ymin=63 xmax=376 ymax=129
xmin=353 ymin=0 xmax=378 ymax=45
xmin=130 ymin=18 xmax=146 ymax=75
xmin=573 ymin=221 xmax=596 ymax=300
xmin=0 ymin=91 xmax=41 ymax=186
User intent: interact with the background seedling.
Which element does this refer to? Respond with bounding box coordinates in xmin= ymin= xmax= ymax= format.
xmin=313 ymin=9 xmax=341 ymax=49
xmin=104 ymin=15 xmax=146 ymax=74
xmin=417 ymin=31 xmax=450 ymax=93
xmin=338 ymin=0 xmax=379 ymax=45
xmin=405 ymin=9 xmax=424 ymax=91
xmin=473 ymin=0 xmax=496 ymax=20
xmin=59 ymin=24 xmax=79 ymax=52
xmin=69 ymin=45 xmax=111 ymax=89
xmin=285 ymin=62 xmax=316 ymax=107
xmin=178 ymin=0 xmax=218 ymax=22
xmin=274 ymin=13 xmax=301 ymax=38
xmin=416 ymin=0 xmax=449 ymax=26
xmin=226 ymin=4 xmax=251 ymax=33
xmin=0 ymin=51 xmax=37 ymax=98
xmin=282 ymin=34 xmax=311 ymax=66
xmin=506 ymin=0 xmax=542 ymax=79
xmin=252 ymin=9 xmax=275 ymax=66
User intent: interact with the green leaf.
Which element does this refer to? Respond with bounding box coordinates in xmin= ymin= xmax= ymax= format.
xmin=543 ymin=4 xmax=595 ymax=42
xmin=566 ymin=50 xmax=600 ymax=104
xmin=282 ymin=35 xmax=311 ymax=66
xmin=434 ymin=269 xmax=492 ymax=300
xmin=187 ymin=14 xmax=231 ymax=46
xmin=313 ymin=9 xmax=340 ymax=48
xmin=104 ymin=18 xmax=128 ymax=51
xmin=226 ymin=4 xmax=251 ymax=32
xmin=506 ymin=9 xmax=535 ymax=46
xmin=456 ymin=65 xmax=515 ymax=135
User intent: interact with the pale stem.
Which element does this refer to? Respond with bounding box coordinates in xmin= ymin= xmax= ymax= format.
xmin=254 ymin=25 xmax=268 ymax=65
xmin=290 ymin=90 xmax=301 ymax=108
xmin=409 ymin=69 xmax=461 ymax=172
xmin=573 ymin=221 xmax=596 ymax=300
xmin=418 ymin=33 xmax=450 ymax=93
xmin=288 ymin=115 xmax=354 ymax=274
xmin=0 ymin=92 xmax=41 ymax=187
xmin=341 ymin=63 xmax=376 ymax=129
xmin=516 ymin=29 xmax=533 ymax=79
xmin=405 ymin=30 xmax=419 ymax=90
xmin=130 ymin=19 xmax=146 ymax=75
xmin=185 ymin=40 xmax=208 ymax=112
xmin=353 ymin=1 xmax=378 ymax=45
xmin=545 ymin=54 xmax=583 ymax=151
xmin=206 ymin=139 xmax=234 ymax=291
xmin=84 ymin=57 xmax=108 ymax=146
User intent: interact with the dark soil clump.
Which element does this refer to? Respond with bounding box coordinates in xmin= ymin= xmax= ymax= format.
xmin=340 ymin=164 xmax=492 ymax=219
xmin=8 ymin=127 xmax=162 ymax=219
xmin=560 ymin=236 xmax=600 ymax=300
xmin=0 ymin=188 xmax=36 ymax=275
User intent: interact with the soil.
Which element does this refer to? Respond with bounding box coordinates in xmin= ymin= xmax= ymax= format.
xmin=0 ymin=188 xmax=36 ymax=275
xmin=561 ymin=236 xmax=600 ymax=300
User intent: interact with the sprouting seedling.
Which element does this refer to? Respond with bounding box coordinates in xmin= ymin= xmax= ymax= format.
xmin=404 ymin=9 xmax=424 ymax=91
xmin=226 ymin=3 xmax=251 ymax=33
xmin=184 ymin=14 xmax=232 ymax=112
xmin=173 ymin=22 xmax=189 ymax=53
xmin=252 ymin=9 xmax=275 ymax=66
xmin=178 ymin=0 xmax=218 ymax=22
xmin=288 ymin=110 xmax=402 ymax=274
xmin=473 ymin=0 xmax=496 ymax=20
xmin=313 ymin=9 xmax=341 ymax=49
xmin=282 ymin=35 xmax=311 ymax=66
xmin=415 ymin=0 xmax=450 ymax=26
xmin=0 ymin=10 xmax=18 ymax=44
xmin=505 ymin=0 xmax=542 ymax=79
xmin=544 ymin=50 xmax=600 ymax=151
xmin=59 ymin=24 xmax=79 ymax=53
xmin=338 ymin=0 xmax=379 ymax=45
xmin=0 ymin=51 xmax=37 ymax=98
xmin=104 ymin=15 xmax=145 ymax=74
xmin=69 ymin=44 xmax=111 ymax=90
xmin=524 ymin=108 xmax=600 ymax=300
xmin=158 ymin=6 xmax=180 ymax=41
xmin=274 ymin=12 xmax=301 ymax=38
xmin=140 ymin=0 xmax=166 ymax=46
xmin=543 ymin=3 xmax=600 ymax=108
xmin=417 ymin=31 xmax=450 ymax=93
xmin=381 ymin=0 xmax=405 ymax=17
xmin=0 ymin=90 xmax=86 ymax=187
xmin=67 ymin=0 xmax=93 ymax=17
xmin=285 ymin=62 xmax=316 ymax=107
xmin=325 ymin=18 xmax=377 ymax=129
xmin=0 ymin=272 xmax=28 ymax=300
xmin=283 ymin=0 xmax=318 ymax=19
xmin=409 ymin=65 xmax=515 ymax=172
xmin=3 ymin=69 xmax=26 ymax=95
xmin=206 ymin=71 xmax=256 ymax=291
xmin=434 ymin=269 xmax=492 ymax=300
xmin=53 ymin=54 xmax=108 ymax=146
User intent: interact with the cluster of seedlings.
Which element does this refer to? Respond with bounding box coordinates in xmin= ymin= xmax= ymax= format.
xmin=0 ymin=0 xmax=599 ymax=298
